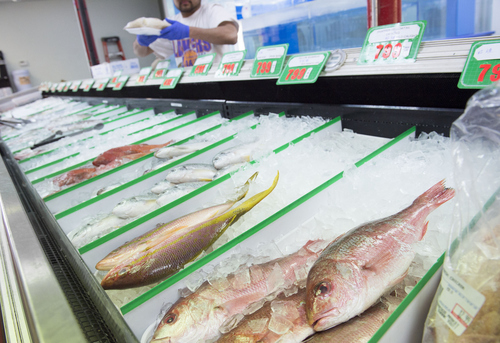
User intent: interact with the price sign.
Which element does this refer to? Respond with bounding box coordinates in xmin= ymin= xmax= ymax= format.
xmin=82 ymin=79 xmax=95 ymax=92
xmin=215 ymin=50 xmax=246 ymax=77
xmin=358 ymin=20 xmax=426 ymax=64
xmin=136 ymin=67 xmax=152 ymax=84
xmin=189 ymin=53 xmax=216 ymax=76
xmin=95 ymin=78 xmax=110 ymax=91
xmin=152 ymin=60 xmax=170 ymax=79
xmin=160 ymin=68 xmax=184 ymax=89
xmin=56 ymin=83 xmax=66 ymax=92
xmin=458 ymin=40 xmax=500 ymax=89
xmin=251 ymin=44 xmax=288 ymax=78
xmin=113 ymin=75 xmax=130 ymax=90
xmin=277 ymin=52 xmax=330 ymax=85
xmin=62 ymin=82 xmax=71 ymax=92
xmin=71 ymin=81 xmax=82 ymax=92
xmin=50 ymin=83 xmax=58 ymax=93
xmin=109 ymin=71 xmax=122 ymax=85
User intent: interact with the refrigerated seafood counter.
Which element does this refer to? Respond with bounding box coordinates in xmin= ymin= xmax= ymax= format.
xmin=0 ymin=36 xmax=495 ymax=343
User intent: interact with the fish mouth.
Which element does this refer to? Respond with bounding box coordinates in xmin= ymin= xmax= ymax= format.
xmin=312 ymin=307 xmax=342 ymax=331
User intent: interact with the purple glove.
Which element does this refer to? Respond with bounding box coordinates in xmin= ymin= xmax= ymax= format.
xmin=137 ymin=34 xmax=159 ymax=47
xmin=159 ymin=19 xmax=190 ymax=40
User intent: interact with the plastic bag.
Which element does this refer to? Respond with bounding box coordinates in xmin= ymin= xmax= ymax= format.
xmin=422 ymin=83 xmax=500 ymax=343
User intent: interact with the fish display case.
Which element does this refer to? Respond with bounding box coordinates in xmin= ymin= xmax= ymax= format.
xmin=0 ymin=36 xmax=496 ymax=343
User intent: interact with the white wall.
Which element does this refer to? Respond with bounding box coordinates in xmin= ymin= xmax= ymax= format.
xmin=0 ymin=0 xmax=163 ymax=90
xmin=0 ymin=0 xmax=89 ymax=89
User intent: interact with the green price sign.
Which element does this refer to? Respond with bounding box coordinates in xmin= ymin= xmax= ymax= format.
xmin=62 ymin=82 xmax=71 ymax=92
xmin=215 ymin=50 xmax=246 ymax=77
xmin=113 ymin=75 xmax=130 ymax=90
xmin=277 ymin=52 xmax=330 ymax=85
xmin=152 ymin=60 xmax=170 ymax=79
xmin=95 ymin=78 xmax=110 ymax=91
xmin=109 ymin=71 xmax=122 ymax=85
xmin=358 ymin=20 xmax=426 ymax=64
xmin=136 ymin=67 xmax=152 ymax=84
xmin=82 ymin=80 xmax=95 ymax=92
xmin=160 ymin=68 xmax=184 ymax=89
xmin=251 ymin=44 xmax=288 ymax=78
xmin=458 ymin=40 xmax=500 ymax=89
xmin=71 ymin=81 xmax=82 ymax=92
xmin=190 ymin=53 xmax=216 ymax=76
xmin=50 ymin=83 xmax=58 ymax=93
xmin=56 ymin=83 xmax=66 ymax=92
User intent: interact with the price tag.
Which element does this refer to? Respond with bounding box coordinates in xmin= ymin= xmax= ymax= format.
xmin=190 ymin=53 xmax=216 ymax=76
xmin=277 ymin=52 xmax=330 ymax=85
xmin=215 ymin=50 xmax=246 ymax=77
xmin=109 ymin=71 xmax=122 ymax=85
xmin=160 ymin=68 xmax=184 ymax=89
xmin=95 ymin=78 xmax=110 ymax=91
xmin=358 ymin=20 xmax=426 ymax=64
xmin=113 ymin=75 xmax=130 ymax=90
xmin=251 ymin=44 xmax=289 ymax=78
xmin=82 ymin=79 xmax=95 ymax=92
xmin=458 ymin=40 xmax=500 ymax=89
xmin=50 ymin=83 xmax=58 ymax=93
xmin=71 ymin=80 xmax=82 ymax=92
xmin=152 ymin=60 xmax=170 ymax=79
xmin=436 ymin=265 xmax=485 ymax=336
xmin=62 ymin=82 xmax=71 ymax=92
xmin=136 ymin=67 xmax=152 ymax=84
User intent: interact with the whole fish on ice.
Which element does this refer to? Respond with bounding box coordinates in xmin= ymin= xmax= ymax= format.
xmin=112 ymin=196 xmax=160 ymax=219
xmin=155 ymin=182 xmax=209 ymax=207
xmin=100 ymin=171 xmax=279 ymax=290
xmin=164 ymin=163 xmax=217 ymax=184
xmin=212 ymin=141 xmax=259 ymax=170
xmin=305 ymin=180 xmax=455 ymax=331
xmin=154 ymin=142 xmax=211 ymax=159
xmin=68 ymin=214 xmax=127 ymax=249
xmin=93 ymin=141 xmax=173 ymax=167
xmin=150 ymin=239 xmax=327 ymax=343
xmin=151 ymin=181 xmax=174 ymax=194
xmin=96 ymin=173 xmax=257 ymax=272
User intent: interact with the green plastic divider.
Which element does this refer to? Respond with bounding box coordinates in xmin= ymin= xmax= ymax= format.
xmin=78 ymin=112 xmax=322 ymax=253
xmin=120 ymin=126 xmax=415 ymax=315
xmin=30 ymin=111 xmax=195 ymax=185
xmin=53 ymin=111 xmax=256 ymax=217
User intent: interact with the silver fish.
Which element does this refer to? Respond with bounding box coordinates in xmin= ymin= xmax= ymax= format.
xmin=212 ymin=141 xmax=259 ymax=170
xmin=154 ymin=142 xmax=211 ymax=159
xmin=112 ymin=196 xmax=160 ymax=219
xmin=156 ymin=182 xmax=209 ymax=207
xmin=165 ymin=163 xmax=216 ymax=184
xmin=68 ymin=214 xmax=127 ymax=249
xmin=151 ymin=181 xmax=175 ymax=194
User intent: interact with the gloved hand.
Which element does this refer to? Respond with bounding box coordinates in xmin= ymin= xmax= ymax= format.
xmin=159 ymin=19 xmax=190 ymax=40
xmin=137 ymin=34 xmax=159 ymax=47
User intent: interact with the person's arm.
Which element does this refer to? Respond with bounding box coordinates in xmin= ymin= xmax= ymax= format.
xmin=189 ymin=21 xmax=238 ymax=45
xmin=133 ymin=40 xmax=154 ymax=57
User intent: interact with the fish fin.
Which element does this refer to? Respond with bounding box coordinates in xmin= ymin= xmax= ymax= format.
xmin=421 ymin=221 xmax=429 ymax=241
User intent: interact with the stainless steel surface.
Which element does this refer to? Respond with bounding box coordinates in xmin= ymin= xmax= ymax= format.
xmin=0 ymin=157 xmax=87 ymax=342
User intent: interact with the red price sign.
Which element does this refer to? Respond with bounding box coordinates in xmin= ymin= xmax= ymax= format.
xmin=163 ymin=78 xmax=173 ymax=86
xmin=155 ymin=70 xmax=165 ymax=78
xmin=115 ymin=82 xmax=122 ymax=88
xmin=284 ymin=67 xmax=307 ymax=81
xmin=97 ymin=83 xmax=106 ymax=90
xmin=137 ymin=75 xmax=146 ymax=83
xmin=477 ymin=63 xmax=500 ymax=82
xmin=256 ymin=61 xmax=272 ymax=74
xmin=221 ymin=63 xmax=236 ymax=75
xmin=111 ymin=77 xmax=119 ymax=84
xmin=194 ymin=65 xmax=206 ymax=74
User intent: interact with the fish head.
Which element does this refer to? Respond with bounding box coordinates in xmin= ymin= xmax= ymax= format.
xmin=305 ymin=260 xmax=365 ymax=331
xmin=100 ymin=255 xmax=151 ymax=289
xmin=152 ymin=295 xmax=225 ymax=342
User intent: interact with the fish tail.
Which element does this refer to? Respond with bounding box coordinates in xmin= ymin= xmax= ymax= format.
xmin=414 ymin=179 xmax=455 ymax=210
xmin=236 ymin=171 xmax=279 ymax=212
xmin=227 ymin=172 xmax=259 ymax=203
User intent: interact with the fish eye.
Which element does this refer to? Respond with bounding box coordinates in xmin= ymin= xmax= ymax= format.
xmin=314 ymin=281 xmax=332 ymax=297
xmin=164 ymin=313 xmax=177 ymax=325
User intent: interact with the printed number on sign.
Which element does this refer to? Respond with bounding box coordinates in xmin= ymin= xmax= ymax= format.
xmin=478 ymin=64 xmax=500 ymax=82
xmin=194 ymin=65 xmax=206 ymax=74
xmin=285 ymin=68 xmax=306 ymax=80
xmin=257 ymin=61 xmax=272 ymax=74
xmin=222 ymin=63 xmax=236 ymax=75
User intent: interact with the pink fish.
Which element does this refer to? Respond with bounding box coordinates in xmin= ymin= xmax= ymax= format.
xmin=306 ymin=180 xmax=455 ymax=331
xmin=150 ymin=240 xmax=327 ymax=343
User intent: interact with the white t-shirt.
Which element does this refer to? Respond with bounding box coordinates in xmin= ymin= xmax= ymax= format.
xmin=149 ymin=4 xmax=238 ymax=67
